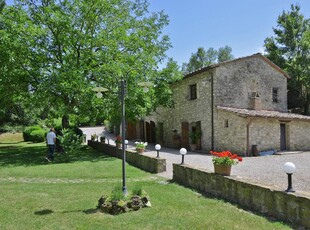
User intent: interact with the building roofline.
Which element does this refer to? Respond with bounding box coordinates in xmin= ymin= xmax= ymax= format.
xmin=184 ymin=53 xmax=290 ymax=79
xmin=217 ymin=106 xmax=310 ymax=121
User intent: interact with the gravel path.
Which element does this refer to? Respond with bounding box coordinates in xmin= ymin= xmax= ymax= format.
xmin=142 ymin=145 xmax=310 ymax=196
xmin=81 ymin=127 xmax=310 ymax=196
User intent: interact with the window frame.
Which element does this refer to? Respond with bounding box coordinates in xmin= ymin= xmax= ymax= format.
xmin=189 ymin=84 xmax=197 ymax=100
xmin=272 ymin=88 xmax=279 ymax=103
xmin=224 ymin=119 xmax=229 ymax=128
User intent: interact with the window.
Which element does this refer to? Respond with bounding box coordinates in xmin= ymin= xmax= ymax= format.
xmin=190 ymin=84 xmax=197 ymax=100
xmin=224 ymin=119 xmax=229 ymax=128
xmin=272 ymin=88 xmax=279 ymax=103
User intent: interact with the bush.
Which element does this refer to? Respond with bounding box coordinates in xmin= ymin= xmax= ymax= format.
xmin=57 ymin=128 xmax=83 ymax=155
xmin=29 ymin=129 xmax=46 ymax=143
xmin=23 ymin=126 xmax=42 ymax=142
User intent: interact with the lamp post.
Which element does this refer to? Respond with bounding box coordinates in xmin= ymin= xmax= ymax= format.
xmin=180 ymin=148 xmax=187 ymax=164
xmin=155 ymin=144 xmax=161 ymax=158
xmin=282 ymin=162 xmax=296 ymax=193
xmin=93 ymin=71 xmax=153 ymax=196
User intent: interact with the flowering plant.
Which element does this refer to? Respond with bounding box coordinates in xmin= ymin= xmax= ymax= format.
xmin=91 ymin=133 xmax=98 ymax=141
xmin=115 ymin=135 xmax=122 ymax=144
xmin=210 ymin=150 xmax=242 ymax=166
xmin=135 ymin=141 xmax=148 ymax=149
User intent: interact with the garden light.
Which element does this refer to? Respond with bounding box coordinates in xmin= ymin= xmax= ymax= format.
xmin=282 ymin=162 xmax=296 ymax=192
xmin=179 ymin=148 xmax=187 ymax=164
xmin=155 ymin=144 xmax=161 ymax=158
xmin=125 ymin=140 xmax=128 ymax=149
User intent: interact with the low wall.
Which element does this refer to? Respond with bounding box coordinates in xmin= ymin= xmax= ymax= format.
xmin=173 ymin=164 xmax=310 ymax=229
xmin=88 ymin=141 xmax=166 ymax=173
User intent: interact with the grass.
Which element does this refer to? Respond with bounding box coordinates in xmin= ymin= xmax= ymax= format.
xmin=0 ymin=133 xmax=292 ymax=230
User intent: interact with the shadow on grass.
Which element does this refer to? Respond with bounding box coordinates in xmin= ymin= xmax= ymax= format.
xmin=34 ymin=208 xmax=98 ymax=216
xmin=34 ymin=209 xmax=54 ymax=215
xmin=0 ymin=144 xmax=116 ymax=167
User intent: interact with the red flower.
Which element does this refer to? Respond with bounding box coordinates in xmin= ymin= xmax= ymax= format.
xmin=115 ymin=135 xmax=122 ymax=143
xmin=210 ymin=150 xmax=243 ymax=165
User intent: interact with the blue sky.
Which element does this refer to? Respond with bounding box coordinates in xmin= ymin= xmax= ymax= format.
xmin=148 ymin=0 xmax=310 ymax=66
xmin=5 ymin=0 xmax=310 ymax=67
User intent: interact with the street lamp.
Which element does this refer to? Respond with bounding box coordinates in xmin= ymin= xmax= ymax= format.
xmin=93 ymin=71 xmax=153 ymax=196
xmin=282 ymin=162 xmax=296 ymax=192
xmin=155 ymin=144 xmax=161 ymax=158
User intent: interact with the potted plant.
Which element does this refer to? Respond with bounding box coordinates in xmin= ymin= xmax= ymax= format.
xmin=135 ymin=141 xmax=148 ymax=154
xmin=115 ymin=135 xmax=122 ymax=148
xmin=91 ymin=133 xmax=98 ymax=141
xmin=210 ymin=150 xmax=242 ymax=176
xmin=189 ymin=130 xmax=202 ymax=151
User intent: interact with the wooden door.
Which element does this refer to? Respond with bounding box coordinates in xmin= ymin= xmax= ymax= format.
xmin=146 ymin=122 xmax=151 ymax=142
xmin=126 ymin=121 xmax=136 ymax=140
xmin=150 ymin=121 xmax=156 ymax=143
xmin=280 ymin=124 xmax=286 ymax=151
xmin=196 ymin=121 xmax=202 ymax=150
xmin=181 ymin=122 xmax=189 ymax=148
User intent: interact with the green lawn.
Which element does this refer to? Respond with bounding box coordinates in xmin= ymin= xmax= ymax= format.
xmin=0 ymin=134 xmax=292 ymax=229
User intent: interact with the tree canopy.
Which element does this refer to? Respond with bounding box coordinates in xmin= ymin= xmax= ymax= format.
xmin=0 ymin=0 xmax=181 ymax=127
xmin=182 ymin=46 xmax=234 ymax=74
xmin=264 ymin=4 xmax=310 ymax=114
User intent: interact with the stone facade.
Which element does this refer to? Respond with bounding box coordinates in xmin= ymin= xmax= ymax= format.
xmin=216 ymin=109 xmax=310 ymax=153
xmin=145 ymin=53 xmax=310 ymax=154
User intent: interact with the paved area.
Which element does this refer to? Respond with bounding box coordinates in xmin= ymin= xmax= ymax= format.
xmin=81 ymin=126 xmax=310 ymax=196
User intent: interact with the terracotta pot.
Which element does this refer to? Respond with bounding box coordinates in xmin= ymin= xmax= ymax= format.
xmin=136 ymin=147 xmax=145 ymax=154
xmin=214 ymin=164 xmax=232 ymax=176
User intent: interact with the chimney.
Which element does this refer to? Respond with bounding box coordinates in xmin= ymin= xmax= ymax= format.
xmin=249 ymin=92 xmax=261 ymax=110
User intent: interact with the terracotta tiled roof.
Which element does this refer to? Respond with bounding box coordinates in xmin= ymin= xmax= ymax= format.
xmin=184 ymin=53 xmax=290 ymax=79
xmin=217 ymin=106 xmax=310 ymax=121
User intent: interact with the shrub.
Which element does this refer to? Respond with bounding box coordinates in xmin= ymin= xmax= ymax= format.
xmin=23 ymin=125 xmax=43 ymax=142
xmin=29 ymin=129 xmax=46 ymax=143
xmin=110 ymin=185 xmax=125 ymax=201
xmin=131 ymin=185 xmax=144 ymax=196
xmin=57 ymin=128 xmax=83 ymax=155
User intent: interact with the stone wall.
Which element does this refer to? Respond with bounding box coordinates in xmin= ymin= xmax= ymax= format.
xmin=215 ymin=110 xmax=282 ymax=154
xmin=173 ymin=164 xmax=310 ymax=229
xmin=88 ymin=141 xmax=166 ymax=173
xmin=214 ymin=55 xmax=287 ymax=112
xmin=289 ymin=120 xmax=310 ymax=150
xmin=215 ymin=110 xmax=248 ymax=154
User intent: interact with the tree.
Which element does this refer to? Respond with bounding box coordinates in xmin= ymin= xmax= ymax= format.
xmin=0 ymin=0 xmax=174 ymax=126
xmin=0 ymin=0 xmax=5 ymax=12
xmin=182 ymin=46 xmax=234 ymax=74
xmin=218 ymin=45 xmax=234 ymax=63
xmin=264 ymin=4 xmax=310 ymax=114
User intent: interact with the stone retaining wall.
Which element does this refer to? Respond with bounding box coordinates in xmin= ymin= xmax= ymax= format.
xmin=173 ymin=164 xmax=310 ymax=229
xmin=88 ymin=141 xmax=166 ymax=173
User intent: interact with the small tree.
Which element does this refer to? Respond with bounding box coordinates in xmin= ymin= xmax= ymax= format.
xmin=189 ymin=131 xmax=202 ymax=144
xmin=57 ymin=128 xmax=83 ymax=155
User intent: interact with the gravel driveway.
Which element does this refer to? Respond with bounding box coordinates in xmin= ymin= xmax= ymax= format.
xmin=81 ymin=127 xmax=310 ymax=196
xmin=143 ymin=145 xmax=310 ymax=196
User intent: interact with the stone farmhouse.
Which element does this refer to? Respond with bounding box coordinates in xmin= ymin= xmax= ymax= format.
xmin=143 ymin=53 xmax=310 ymax=155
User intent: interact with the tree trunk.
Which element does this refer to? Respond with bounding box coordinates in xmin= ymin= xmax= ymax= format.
xmin=62 ymin=115 xmax=70 ymax=128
